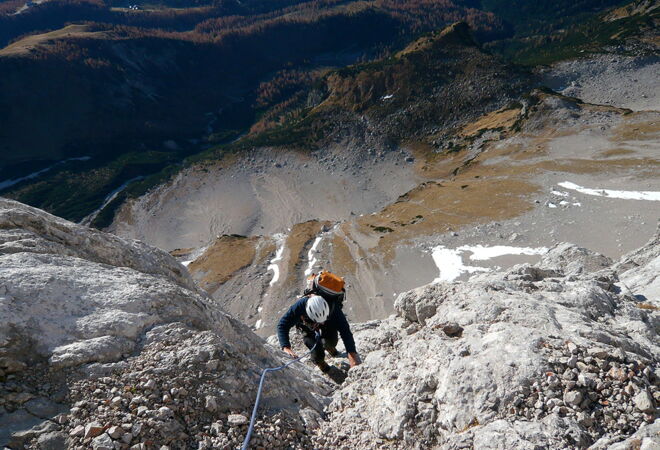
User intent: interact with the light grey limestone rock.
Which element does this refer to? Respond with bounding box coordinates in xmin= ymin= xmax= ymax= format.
xmin=92 ymin=432 xmax=114 ymax=450
xmin=23 ymin=397 xmax=67 ymax=419
xmin=315 ymin=228 xmax=660 ymax=449
xmin=36 ymin=431 xmax=67 ymax=450
xmin=0 ymin=199 xmax=327 ymax=449
xmin=633 ymin=390 xmax=655 ymax=414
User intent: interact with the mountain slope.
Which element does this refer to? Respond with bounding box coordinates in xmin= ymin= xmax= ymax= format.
xmin=314 ymin=230 xmax=660 ymax=448
xmin=0 ymin=0 xmax=643 ymax=223
xmin=0 ymin=198 xmax=329 ymax=448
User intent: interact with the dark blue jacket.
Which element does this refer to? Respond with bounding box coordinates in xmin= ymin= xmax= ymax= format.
xmin=277 ymin=297 xmax=357 ymax=354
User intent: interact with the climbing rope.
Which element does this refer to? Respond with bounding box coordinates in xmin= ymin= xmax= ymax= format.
xmin=241 ymin=331 xmax=321 ymax=450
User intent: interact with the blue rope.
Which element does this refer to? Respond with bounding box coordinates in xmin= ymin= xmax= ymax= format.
xmin=241 ymin=331 xmax=321 ymax=450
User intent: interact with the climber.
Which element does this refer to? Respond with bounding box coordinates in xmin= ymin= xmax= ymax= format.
xmin=277 ymin=291 xmax=360 ymax=384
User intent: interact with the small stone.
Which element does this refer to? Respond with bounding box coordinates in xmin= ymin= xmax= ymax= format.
xmin=578 ymin=373 xmax=596 ymax=388
xmin=613 ymin=348 xmax=626 ymax=361
xmin=577 ymin=412 xmax=593 ymax=428
xmin=70 ymin=425 xmax=85 ymax=437
xmin=132 ymin=423 xmax=143 ymax=436
xmin=163 ymin=394 xmax=172 ymax=404
xmin=563 ymin=391 xmax=583 ymax=407
xmin=566 ymin=342 xmax=578 ymax=354
xmin=205 ymin=396 xmax=218 ymax=413
xmin=130 ymin=396 xmax=145 ymax=406
xmin=92 ymin=433 xmax=114 ymax=450
xmin=567 ymin=355 xmax=578 ymax=369
xmin=121 ymin=432 xmax=133 ymax=444
xmin=608 ymin=367 xmax=628 ymax=382
xmin=441 ymin=323 xmax=463 ymax=338
xmin=547 ymin=375 xmax=560 ymax=388
xmin=107 ymin=426 xmax=123 ymax=439
xmin=136 ymin=406 xmax=148 ymax=417
xmin=587 ymin=347 xmax=612 ymax=359
xmin=111 ymin=396 xmax=122 ymax=407
xmin=85 ymin=422 xmax=104 ymax=439
xmin=143 ymin=379 xmax=157 ymax=390
xmin=206 ymin=360 xmax=219 ymax=371
xmin=633 ymin=390 xmax=655 ymax=413
xmin=227 ymin=414 xmax=248 ymax=426
xmin=36 ymin=431 xmax=66 ymax=450
xmin=157 ymin=406 xmax=174 ymax=420
xmin=210 ymin=422 xmax=223 ymax=436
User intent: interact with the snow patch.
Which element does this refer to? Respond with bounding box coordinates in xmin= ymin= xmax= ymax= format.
xmin=551 ymin=190 xmax=569 ymax=197
xmin=431 ymin=247 xmax=489 ymax=283
xmin=180 ymin=244 xmax=211 ymax=267
xmin=382 ymin=94 xmax=394 ymax=100
xmin=267 ymin=234 xmax=286 ymax=286
xmin=432 ymin=245 xmax=548 ymax=282
xmin=558 ymin=181 xmax=660 ymax=201
xmin=255 ymin=319 xmax=262 ymax=329
xmin=548 ymin=203 xmax=557 ymax=208
xmin=304 ymin=236 xmax=323 ymax=276
xmin=463 ymin=245 xmax=549 ymax=261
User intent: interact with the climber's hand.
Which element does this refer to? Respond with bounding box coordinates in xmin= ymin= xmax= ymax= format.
xmin=347 ymin=352 xmax=361 ymax=368
xmin=283 ymin=347 xmax=298 ymax=358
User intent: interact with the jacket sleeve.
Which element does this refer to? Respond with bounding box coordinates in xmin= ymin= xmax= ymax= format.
xmin=333 ymin=309 xmax=357 ymax=354
xmin=277 ymin=298 xmax=306 ymax=349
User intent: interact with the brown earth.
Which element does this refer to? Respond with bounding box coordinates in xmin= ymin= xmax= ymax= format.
xmin=0 ymin=25 xmax=109 ymax=56
xmin=283 ymin=220 xmax=331 ymax=281
xmin=188 ymin=235 xmax=259 ymax=292
xmin=460 ymin=106 xmax=522 ymax=137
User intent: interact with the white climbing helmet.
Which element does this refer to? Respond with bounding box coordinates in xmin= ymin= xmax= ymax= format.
xmin=306 ymin=295 xmax=330 ymax=323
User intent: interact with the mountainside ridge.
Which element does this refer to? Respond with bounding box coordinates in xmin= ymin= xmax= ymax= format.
xmin=1 ymin=198 xmax=658 ymax=449
xmin=0 ymin=198 xmax=329 ymax=449
xmin=311 ymin=228 xmax=660 ymax=449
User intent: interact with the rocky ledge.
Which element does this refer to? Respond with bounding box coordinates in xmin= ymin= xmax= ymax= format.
xmin=313 ymin=229 xmax=658 ymax=449
xmin=0 ymin=198 xmax=329 ymax=449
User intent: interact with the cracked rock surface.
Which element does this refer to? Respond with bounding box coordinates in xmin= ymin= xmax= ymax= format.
xmin=313 ymin=229 xmax=659 ymax=449
xmin=0 ymin=198 xmax=329 ymax=449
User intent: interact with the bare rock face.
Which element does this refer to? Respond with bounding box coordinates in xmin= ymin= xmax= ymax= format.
xmin=314 ymin=231 xmax=659 ymax=449
xmin=0 ymin=198 xmax=328 ymax=448
xmin=2 ymin=198 xmax=658 ymax=449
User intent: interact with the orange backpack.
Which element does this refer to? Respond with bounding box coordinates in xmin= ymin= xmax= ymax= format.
xmin=305 ymin=270 xmax=346 ymax=308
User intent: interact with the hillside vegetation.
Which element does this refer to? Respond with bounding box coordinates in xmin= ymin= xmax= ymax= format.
xmin=0 ymin=0 xmax=650 ymax=223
